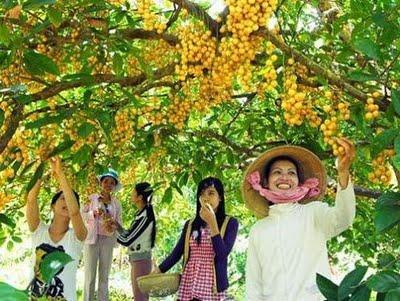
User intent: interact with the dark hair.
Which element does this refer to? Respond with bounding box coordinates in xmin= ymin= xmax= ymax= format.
xmin=262 ymin=155 xmax=305 ymax=186
xmin=51 ymin=190 xmax=80 ymax=208
xmin=192 ymin=177 xmax=226 ymax=244
xmin=100 ymin=176 xmax=118 ymax=186
xmin=135 ymin=182 xmax=156 ymax=248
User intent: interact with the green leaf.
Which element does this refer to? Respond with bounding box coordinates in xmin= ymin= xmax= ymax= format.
xmin=0 ymin=109 xmax=4 ymax=128
xmin=392 ymin=154 xmax=400 ymax=171
xmin=377 ymin=254 xmax=396 ymax=269
xmin=25 ymin=111 xmax=70 ymax=129
xmin=392 ymin=90 xmax=400 ymax=116
xmin=0 ymin=214 xmax=16 ymax=228
xmin=0 ymin=24 xmax=11 ymax=46
xmin=370 ymin=129 xmax=398 ymax=157
xmin=77 ymin=122 xmax=96 ymax=138
xmin=162 ymin=187 xmax=173 ymax=204
xmin=1 ymin=1 xmax=18 ymax=9
xmin=23 ymin=50 xmax=59 ymax=76
xmin=0 ymin=282 xmax=29 ymax=301
xmin=11 ymin=235 xmax=22 ymax=243
xmin=47 ymin=139 xmax=75 ymax=158
xmin=338 ymin=266 xmax=368 ymax=300
xmin=385 ymin=288 xmax=400 ymax=301
xmin=375 ymin=206 xmax=400 ymax=232
xmin=40 ymin=251 xmax=73 ymax=284
xmin=375 ymin=192 xmax=400 ymax=232
xmin=367 ymin=271 xmax=400 ymax=292
xmin=347 ymin=70 xmax=378 ymax=82
xmin=23 ymin=0 xmax=56 ymax=10
xmin=354 ymin=38 xmax=381 ymax=60
xmin=113 ymin=53 xmax=124 ymax=76
xmin=48 ymin=7 xmax=62 ymax=27
xmin=349 ymin=284 xmax=371 ymax=301
xmin=25 ymin=162 xmax=45 ymax=193
xmin=394 ymin=135 xmax=400 ymax=155
xmin=316 ymin=273 xmax=338 ymax=300
xmin=376 ymin=192 xmax=400 ymax=209
xmin=72 ymin=144 xmax=92 ymax=166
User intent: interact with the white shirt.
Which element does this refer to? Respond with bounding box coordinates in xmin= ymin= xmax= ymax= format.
xmin=30 ymin=222 xmax=83 ymax=301
xmin=245 ymin=183 xmax=355 ymax=301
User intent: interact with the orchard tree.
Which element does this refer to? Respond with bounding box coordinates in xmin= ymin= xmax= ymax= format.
xmin=0 ymin=0 xmax=399 ymax=299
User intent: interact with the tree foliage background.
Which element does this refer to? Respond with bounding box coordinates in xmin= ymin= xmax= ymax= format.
xmin=0 ymin=0 xmax=399 ymax=299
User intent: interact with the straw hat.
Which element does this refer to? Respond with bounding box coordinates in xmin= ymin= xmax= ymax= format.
xmin=137 ymin=273 xmax=180 ymax=297
xmin=242 ymin=145 xmax=327 ymax=218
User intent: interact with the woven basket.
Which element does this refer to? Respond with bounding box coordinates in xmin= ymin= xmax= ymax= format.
xmin=137 ymin=273 xmax=180 ymax=297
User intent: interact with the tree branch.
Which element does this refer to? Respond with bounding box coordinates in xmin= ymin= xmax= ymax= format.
xmin=29 ymin=63 xmax=176 ymax=102
xmin=0 ymin=103 xmax=24 ymax=154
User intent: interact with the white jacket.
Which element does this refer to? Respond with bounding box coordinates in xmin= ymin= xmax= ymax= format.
xmin=245 ymin=182 xmax=356 ymax=301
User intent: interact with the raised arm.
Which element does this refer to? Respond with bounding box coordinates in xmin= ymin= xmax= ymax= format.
xmin=314 ymin=138 xmax=356 ymax=239
xmin=50 ymin=157 xmax=87 ymax=241
xmin=26 ymin=179 xmax=42 ymax=232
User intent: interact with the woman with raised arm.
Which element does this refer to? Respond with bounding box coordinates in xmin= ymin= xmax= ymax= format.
xmin=243 ymin=138 xmax=356 ymax=301
xmin=26 ymin=157 xmax=87 ymax=301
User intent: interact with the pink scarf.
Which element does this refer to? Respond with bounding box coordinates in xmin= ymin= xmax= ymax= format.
xmin=247 ymin=171 xmax=320 ymax=204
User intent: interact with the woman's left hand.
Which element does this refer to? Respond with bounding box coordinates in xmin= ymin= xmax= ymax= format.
xmin=337 ymin=137 xmax=356 ymax=188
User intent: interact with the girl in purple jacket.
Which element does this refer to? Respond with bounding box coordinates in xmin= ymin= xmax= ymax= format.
xmin=155 ymin=177 xmax=239 ymax=301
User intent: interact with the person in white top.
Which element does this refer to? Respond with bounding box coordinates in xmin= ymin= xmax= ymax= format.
xmin=242 ymin=138 xmax=356 ymax=301
xmin=26 ymin=157 xmax=87 ymax=301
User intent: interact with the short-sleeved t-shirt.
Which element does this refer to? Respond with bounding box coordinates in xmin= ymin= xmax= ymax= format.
xmin=30 ymin=222 xmax=83 ymax=301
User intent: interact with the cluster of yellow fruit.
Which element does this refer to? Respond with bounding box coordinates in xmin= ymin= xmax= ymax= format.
xmin=113 ymin=107 xmax=137 ymax=145
xmin=221 ymin=0 xmax=277 ymax=89
xmin=368 ymin=149 xmax=395 ymax=185
xmin=281 ymin=59 xmax=308 ymax=126
xmin=319 ymin=90 xmax=353 ymax=155
xmin=36 ymin=124 xmax=61 ymax=160
xmin=165 ymin=93 xmax=192 ymax=130
xmin=142 ymin=40 xmax=176 ymax=68
xmin=224 ymin=0 xmax=277 ymax=36
xmin=260 ymin=42 xmax=278 ymax=94
xmin=127 ymin=56 xmax=142 ymax=76
xmin=147 ymin=147 xmax=167 ymax=171
xmin=196 ymin=76 xmax=231 ymax=112
xmin=120 ymin=164 xmax=137 ymax=186
xmin=0 ymin=60 xmax=24 ymax=88
xmin=107 ymin=0 xmax=126 ymax=5
xmin=0 ymin=101 xmax=12 ymax=129
xmin=320 ymin=117 xmax=345 ymax=156
xmin=175 ymin=25 xmax=217 ymax=80
xmin=5 ymin=130 xmax=31 ymax=163
xmin=365 ymin=92 xmax=380 ymax=121
xmin=136 ymin=0 xmax=167 ymax=33
xmin=86 ymin=170 xmax=99 ymax=196
xmin=0 ymin=190 xmax=13 ymax=212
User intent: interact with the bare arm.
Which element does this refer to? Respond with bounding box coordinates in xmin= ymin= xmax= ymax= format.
xmin=51 ymin=157 xmax=87 ymax=241
xmin=26 ymin=179 xmax=42 ymax=232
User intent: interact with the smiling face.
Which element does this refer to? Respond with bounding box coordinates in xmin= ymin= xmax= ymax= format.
xmin=101 ymin=176 xmax=117 ymax=193
xmin=199 ymin=186 xmax=220 ymax=212
xmin=267 ymin=160 xmax=300 ymax=193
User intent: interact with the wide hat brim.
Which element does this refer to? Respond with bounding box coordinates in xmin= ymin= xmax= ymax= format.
xmin=242 ymin=145 xmax=327 ymax=218
xmin=137 ymin=273 xmax=180 ymax=297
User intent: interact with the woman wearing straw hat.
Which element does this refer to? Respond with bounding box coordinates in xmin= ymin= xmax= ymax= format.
xmin=243 ymin=138 xmax=356 ymax=301
xmin=82 ymin=169 xmax=122 ymax=301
